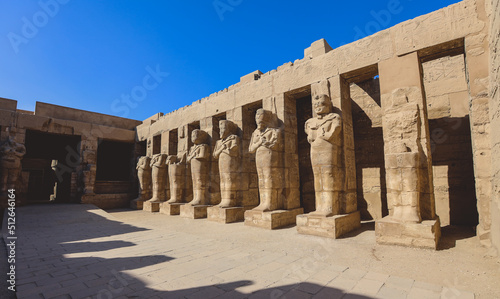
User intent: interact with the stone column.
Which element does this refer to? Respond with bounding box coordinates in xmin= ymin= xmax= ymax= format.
xmin=143 ymin=153 xmax=167 ymax=212
xmin=130 ymin=156 xmax=152 ymax=209
xmin=464 ymin=10 xmax=493 ymax=247
xmin=296 ymin=78 xmax=361 ymax=239
xmin=375 ymin=52 xmax=441 ymax=249
xmin=80 ymin=137 xmax=98 ymax=205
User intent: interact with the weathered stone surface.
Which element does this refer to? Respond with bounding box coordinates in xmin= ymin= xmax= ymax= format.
xmin=180 ymin=204 xmax=209 ymax=219
xmin=130 ymin=156 xmax=152 ymax=210
xmin=213 ymin=120 xmax=240 ymax=208
xmin=159 ymin=202 xmax=184 ymax=215
xmin=207 ymin=206 xmax=249 ymax=224
xmin=244 ymin=208 xmax=304 ymax=230
xmin=375 ymin=217 xmax=441 ymax=249
xmin=248 ymin=109 xmax=283 ymax=212
xmin=297 ymin=211 xmax=361 ymax=239
xmin=187 ymin=129 xmax=211 ymax=206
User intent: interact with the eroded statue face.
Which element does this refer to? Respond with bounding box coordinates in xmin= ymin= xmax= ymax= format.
xmin=313 ymin=94 xmax=331 ymax=115
xmin=219 ymin=121 xmax=228 ymax=139
xmin=191 ymin=130 xmax=202 ymax=144
xmin=255 ymin=110 xmax=268 ymax=129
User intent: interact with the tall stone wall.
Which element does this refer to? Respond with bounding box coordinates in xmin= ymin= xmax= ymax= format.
xmin=422 ymin=55 xmax=478 ymax=226
xmin=490 ymin=0 xmax=500 ymax=255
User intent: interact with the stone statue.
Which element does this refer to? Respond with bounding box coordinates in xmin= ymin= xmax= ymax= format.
xmin=148 ymin=153 xmax=167 ymax=202
xmin=187 ymin=129 xmax=210 ymax=206
xmin=135 ymin=156 xmax=152 ymax=201
xmin=305 ymin=93 xmax=342 ymax=216
xmin=166 ymin=154 xmax=185 ymax=203
xmin=249 ymin=109 xmax=282 ymax=211
xmin=0 ymin=136 xmax=26 ymax=194
xmin=213 ymin=120 xmax=240 ymax=208
xmin=50 ymin=160 xmax=59 ymax=201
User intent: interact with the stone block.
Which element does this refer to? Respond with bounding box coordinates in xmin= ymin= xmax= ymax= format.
xmin=244 ymin=208 xmax=304 ymax=230
xmin=143 ymin=201 xmax=161 ymax=213
xmin=207 ymin=206 xmax=252 ymax=223
xmin=180 ymin=204 xmax=210 ymax=219
xmin=296 ymin=211 xmax=361 ymax=239
xmin=130 ymin=199 xmax=145 ymax=210
xmin=159 ymin=202 xmax=184 ymax=215
xmin=375 ymin=216 xmax=441 ymax=249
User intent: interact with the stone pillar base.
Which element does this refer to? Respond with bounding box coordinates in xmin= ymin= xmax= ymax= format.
xmin=143 ymin=201 xmax=162 ymax=213
xmin=159 ymin=202 xmax=184 ymax=215
xmin=375 ymin=216 xmax=441 ymax=249
xmin=207 ymin=206 xmax=252 ymax=224
xmin=180 ymin=204 xmax=210 ymax=219
xmin=244 ymin=208 xmax=304 ymax=230
xmin=130 ymin=198 xmax=145 ymax=210
xmin=296 ymin=211 xmax=361 ymax=239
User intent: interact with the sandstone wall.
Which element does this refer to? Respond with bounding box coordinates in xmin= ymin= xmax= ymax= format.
xmin=490 ymin=0 xmax=500 ymax=255
xmin=422 ymin=55 xmax=478 ymax=226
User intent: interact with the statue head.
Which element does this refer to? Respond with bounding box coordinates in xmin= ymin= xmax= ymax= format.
xmin=219 ymin=120 xmax=236 ymax=140
xmin=255 ymin=109 xmax=272 ymax=130
xmin=191 ymin=129 xmax=208 ymax=145
xmin=312 ymin=94 xmax=332 ymax=116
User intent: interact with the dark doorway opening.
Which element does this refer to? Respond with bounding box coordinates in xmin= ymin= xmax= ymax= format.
xmin=23 ymin=130 xmax=81 ymax=204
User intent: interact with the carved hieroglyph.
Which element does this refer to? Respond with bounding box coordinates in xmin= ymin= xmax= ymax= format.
xmin=135 ymin=156 xmax=152 ymax=201
xmin=0 ymin=136 xmax=26 ymax=196
xmin=166 ymin=154 xmax=185 ymax=203
xmin=187 ymin=129 xmax=210 ymax=206
xmin=148 ymin=153 xmax=167 ymax=202
xmin=213 ymin=120 xmax=240 ymax=208
xmin=305 ymin=93 xmax=343 ymax=216
xmin=249 ymin=109 xmax=283 ymax=211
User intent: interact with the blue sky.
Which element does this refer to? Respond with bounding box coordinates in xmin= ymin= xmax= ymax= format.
xmin=0 ymin=0 xmax=460 ymax=121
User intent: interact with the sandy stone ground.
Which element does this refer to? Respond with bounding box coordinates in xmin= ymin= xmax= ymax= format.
xmin=3 ymin=204 xmax=499 ymax=298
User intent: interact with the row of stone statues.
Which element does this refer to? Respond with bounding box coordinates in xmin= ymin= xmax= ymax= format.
xmin=136 ymin=94 xmax=346 ymax=220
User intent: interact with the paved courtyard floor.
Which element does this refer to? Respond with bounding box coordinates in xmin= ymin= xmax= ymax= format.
xmin=3 ymin=204 xmax=500 ymax=298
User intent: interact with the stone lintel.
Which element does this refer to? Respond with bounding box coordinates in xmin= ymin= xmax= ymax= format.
xmin=143 ymin=201 xmax=162 ymax=213
xmin=207 ymin=206 xmax=252 ymax=224
xmin=244 ymin=208 xmax=304 ymax=230
xmin=180 ymin=204 xmax=210 ymax=219
xmin=375 ymin=216 xmax=441 ymax=250
xmin=296 ymin=211 xmax=361 ymax=239
xmin=159 ymin=202 xmax=185 ymax=215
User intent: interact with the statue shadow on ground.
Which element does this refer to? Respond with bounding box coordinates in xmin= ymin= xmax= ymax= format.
xmin=10 ymin=204 xmax=377 ymax=299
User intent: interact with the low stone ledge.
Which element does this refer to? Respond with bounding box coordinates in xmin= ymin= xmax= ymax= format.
xmin=296 ymin=211 xmax=361 ymax=239
xmin=180 ymin=204 xmax=210 ymax=219
xmin=159 ymin=202 xmax=185 ymax=215
xmin=375 ymin=216 xmax=441 ymax=249
xmin=244 ymin=208 xmax=304 ymax=230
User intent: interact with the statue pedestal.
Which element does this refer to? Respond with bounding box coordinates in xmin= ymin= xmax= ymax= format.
xmin=130 ymin=198 xmax=146 ymax=210
xmin=180 ymin=204 xmax=210 ymax=219
xmin=375 ymin=216 xmax=441 ymax=249
xmin=159 ymin=202 xmax=184 ymax=215
xmin=296 ymin=211 xmax=361 ymax=239
xmin=143 ymin=201 xmax=162 ymax=213
xmin=244 ymin=208 xmax=304 ymax=230
xmin=207 ymin=206 xmax=251 ymax=224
